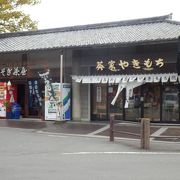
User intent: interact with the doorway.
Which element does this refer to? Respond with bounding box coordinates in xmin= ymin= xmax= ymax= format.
xmin=17 ymin=84 xmax=26 ymax=117
xmin=91 ymin=84 xmax=124 ymax=121
xmin=108 ymin=85 xmax=124 ymax=121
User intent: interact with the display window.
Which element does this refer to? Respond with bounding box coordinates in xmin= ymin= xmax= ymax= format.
xmin=143 ymin=84 xmax=160 ymax=122
xmin=91 ymin=83 xmax=180 ymax=123
xmin=162 ymin=86 xmax=179 ymax=122
xmin=125 ymin=87 xmax=141 ymax=121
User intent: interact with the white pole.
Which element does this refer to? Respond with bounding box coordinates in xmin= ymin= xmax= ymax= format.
xmin=60 ymin=54 xmax=63 ymax=85
xmin=60 ymin=54 xmax=63 ymax=120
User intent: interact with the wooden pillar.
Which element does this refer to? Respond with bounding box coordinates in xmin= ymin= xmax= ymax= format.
xmin=141 ymin=118 xmax=150 ymax=149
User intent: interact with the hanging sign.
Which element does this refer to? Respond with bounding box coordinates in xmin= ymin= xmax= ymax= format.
xmin=39 ymin=70 xmax=58 ymax=120
xmin=101 ymin=77 xmax=108 ymax=83
xmin=111 ymin=83 xmax=125 ymax=105
xmin=115 ymin=77 xmax=122 ymax=83
xmin=129 ymin=76 xmax=137 ymax=82
xmin=39 ymin=70 xmax=56 ymax=101
xmin=161 ymin=74 xmax=169 ymax=83
xmin=108 ymin=77 xmax=116 ymax=84
xmin=75 ymin=77 xmax=82 ymax=83
xmin=145 ymin=76 xmax=153 ymax=82
xmin=93 ymin=76 xmax=102 ymax=83
xmin=137 ymin=76 xmax=145 ymax=82
xmin=154 ymin=75 xmax=161 ymax=82
xmin=169 ymin=74 xmax=178 ymax=82
xmin=28 ymin=80 xmax=42 ymax=108
xmin=122 ymin=76 xmax=129 ymax=83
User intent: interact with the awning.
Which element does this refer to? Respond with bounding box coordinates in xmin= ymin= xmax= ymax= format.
xmin=72 ymin=73 xmax=179 ymax=107
xmin=72 ymin=73 xmax=179 ymax=84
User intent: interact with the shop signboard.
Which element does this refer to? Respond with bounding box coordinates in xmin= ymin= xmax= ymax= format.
xmin=0 ymin=67 xmax=27 ymax=77
xmin=45 ymin=83 xmax=71 ymax=121
xmin=96 ymin=58 xmax=165 ymax=72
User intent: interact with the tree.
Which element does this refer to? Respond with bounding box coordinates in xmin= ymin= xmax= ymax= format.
xmin=0 ymin=0 xmax=40 ymax=33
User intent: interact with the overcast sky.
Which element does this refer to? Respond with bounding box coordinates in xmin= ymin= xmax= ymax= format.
xmin=24 ymin=0 xmax=180 ymax=30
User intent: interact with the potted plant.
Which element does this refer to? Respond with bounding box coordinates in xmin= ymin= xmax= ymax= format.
xmin=3 ymin=100 xmax=11 ymax=119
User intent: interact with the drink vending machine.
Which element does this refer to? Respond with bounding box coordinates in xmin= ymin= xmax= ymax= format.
xmin=45 ymin=83 xmax=71 ymax=121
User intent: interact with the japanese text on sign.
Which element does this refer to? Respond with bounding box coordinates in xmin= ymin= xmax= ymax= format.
xmin=96 ymin=58 xmax=164 ymax=72
xmin=0 ymin=67 xmax=27 ymax=77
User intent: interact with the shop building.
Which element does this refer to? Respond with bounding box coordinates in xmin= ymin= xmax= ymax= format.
xmin=0 ymin=14 xmax=180 ymax=123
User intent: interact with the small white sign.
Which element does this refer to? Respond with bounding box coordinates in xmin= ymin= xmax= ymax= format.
xmin=96 ymin=86 xmax=102 ymax=102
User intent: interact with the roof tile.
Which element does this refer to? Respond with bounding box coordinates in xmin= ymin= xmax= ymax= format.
xmin=0 ymin=15 xmax=180 ymax=52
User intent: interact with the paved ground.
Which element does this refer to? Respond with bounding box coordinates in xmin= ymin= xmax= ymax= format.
xmin=0 ymin=118 xmax=180 ymax=143
xmin=1 ymin=127 xmax=180 ymax=180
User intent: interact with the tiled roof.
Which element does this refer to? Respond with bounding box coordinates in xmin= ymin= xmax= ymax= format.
xmin=0 ymin=14 xmax=180 ymax=53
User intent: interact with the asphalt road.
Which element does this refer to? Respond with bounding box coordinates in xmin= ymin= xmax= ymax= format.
xmin=0 ymin=127 xmax=180 ymax=180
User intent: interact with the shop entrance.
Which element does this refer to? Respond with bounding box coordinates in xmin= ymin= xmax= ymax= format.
xmin=91 ymin=84 xmax=124 ymax=121
xmin=17 ymin=84 xmax=25 ymax=117
xmin=108 ymin=85 xmax=124 ymax=120
xmin=16 ymin=83 xmax=41 ymax=118
xmin=124 ymin=86 xmax=141 ymax=121
xmin=91 ymin=84 xmax=107 ymax=120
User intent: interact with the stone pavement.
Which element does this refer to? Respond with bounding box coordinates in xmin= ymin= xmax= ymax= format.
xmin=0 ymin=118 xmax=180 ymax=142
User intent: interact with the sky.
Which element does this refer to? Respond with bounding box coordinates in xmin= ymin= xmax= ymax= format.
xmin=23 ymin=0 xmax=180 ymax=30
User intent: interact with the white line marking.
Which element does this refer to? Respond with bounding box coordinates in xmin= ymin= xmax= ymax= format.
xmin=88 ymin=125 xmax=110 ymax=135
xmin=47 ymin=134 xmax=68 ymax=138
xmin=151 ymin=127 xmax=168 ymax=137
xmin=36 ymin=130 xmax=180 ymax=144
xmin=62 ymin=151 xmax=180 ymax=155
xmin=150 ymin=127 xmax=168 ymax=140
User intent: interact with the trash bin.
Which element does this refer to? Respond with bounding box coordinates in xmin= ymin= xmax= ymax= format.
xmin=11 ymin=103 xmax=21 ymax=119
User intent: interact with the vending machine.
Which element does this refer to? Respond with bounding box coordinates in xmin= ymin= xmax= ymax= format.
xmin=45 ymin=83 xmax=71 ymax=121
